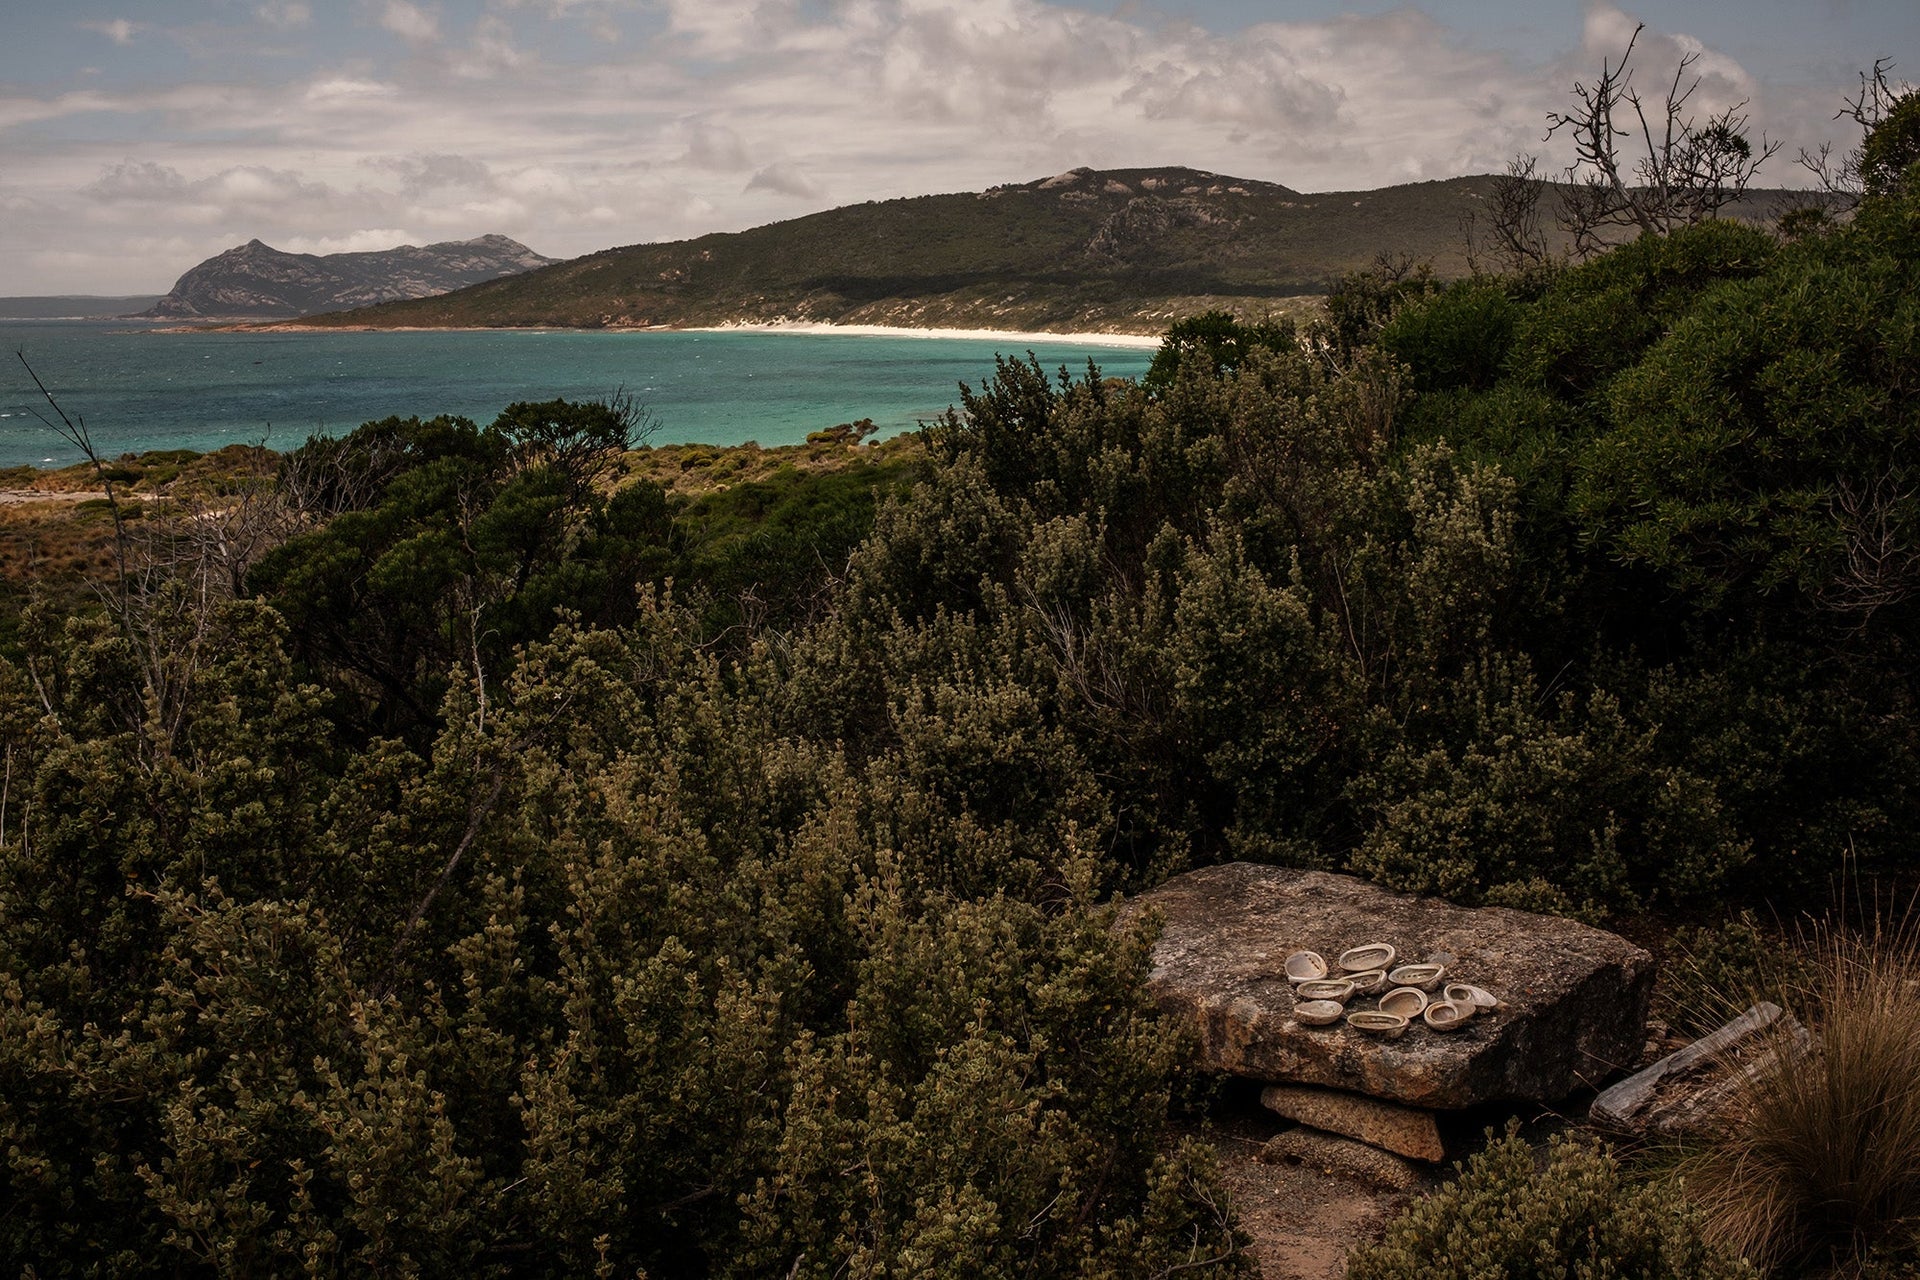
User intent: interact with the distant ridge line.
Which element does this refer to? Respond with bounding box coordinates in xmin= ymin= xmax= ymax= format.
xmin=293 ymin=166 xmax=1799 ymax=335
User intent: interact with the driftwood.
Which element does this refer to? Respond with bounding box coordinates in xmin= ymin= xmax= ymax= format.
xmin=1590 ymin=1001 xmax=1810 ymax=1137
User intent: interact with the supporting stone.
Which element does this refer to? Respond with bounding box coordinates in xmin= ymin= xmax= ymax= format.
xmin=1260 ymin=1083 xmax=1447 ymax=1162
xmin=1258 ymin=1128 xmax=1425 ymax=1192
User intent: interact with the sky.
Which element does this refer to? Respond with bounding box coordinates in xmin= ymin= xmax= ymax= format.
xmin=2 ymin=0 xmax=1914 ymax=295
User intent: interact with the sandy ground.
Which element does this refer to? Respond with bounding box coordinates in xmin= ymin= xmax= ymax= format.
xmin=238 ymin=320 xmax=1165 ymax=347
xmin=686 ymin=320 xmax=1164 ymax=348
xmin=1196 ymin=1085 xmax=1424 ymax=1279
xmin=0 ymin=488 xmax=106 ymax=505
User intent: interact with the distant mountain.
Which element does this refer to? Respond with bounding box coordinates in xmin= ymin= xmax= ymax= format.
xmin=0 ymin=296 xmax=164 ymax=319
xmin=143 ymin=235 xmax=559 ymax=320
xmin=293 ymin=166 xmax=1797 ymax=334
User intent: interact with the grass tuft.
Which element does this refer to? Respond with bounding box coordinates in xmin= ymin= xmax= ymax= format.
xmin=1681 ymin=907 xmax=1920 ymax=1274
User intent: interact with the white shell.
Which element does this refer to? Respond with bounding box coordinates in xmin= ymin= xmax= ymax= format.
xmin=1284 ymin=951 xmax=1329 ymax=983
xmin=1293 ymin=999 xmax=1344 ymax=1027
xmin=1337 ymin=943 xmax=1398 ymax=973
xmin=1346 ymin=968 xmax=1390 ymax=996
xmin=1423 ymin=999 xmax=1472 ymax=1031
xmin=1451 ymin=983 xmax=1502 ymax=1010
xmin=1387 ymin=963 xmax=1446 ymax=991
xmin=1346 ymin=1010 xmax=1410 ymax=1038
xmin=1296 ymin=978 xmax=1357 ymax=1004
xmin=1378 ymin=987 xmax=1429 ymax=1018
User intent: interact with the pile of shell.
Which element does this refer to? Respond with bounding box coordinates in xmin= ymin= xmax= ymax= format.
xmin=1284 ymin=944 xmax=1502 ymax=1038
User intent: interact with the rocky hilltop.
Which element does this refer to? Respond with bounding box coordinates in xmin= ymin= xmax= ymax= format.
xmin=143 ymin=234 xmax=558 ymax=320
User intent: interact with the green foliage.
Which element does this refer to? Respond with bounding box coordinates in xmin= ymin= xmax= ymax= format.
xmin=9 ymin=187 xmax=1920 ymax=1277
xmin=1653 ymin=911 xmax=1826 ymax=1036
xmin=1506 ymin=220 xmax=1777 ymax=398
xmin=1143 ymin=310 xmax=1297 ymax=392
xmin=1378 ymin=280 xmax=1516 ymax=393
xmin=1862 ymin=92 xmax=1920 ymax=197
xmin=1348 ymin=1126 xmax=1754 ymax=1280
xmin=1318 ymin=260 xmax=1441 ymax=359
xmin=1573 ymin=212 xmax=1920 ymax=612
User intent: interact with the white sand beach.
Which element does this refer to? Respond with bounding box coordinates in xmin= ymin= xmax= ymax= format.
xmin=688 ymin=320 xmax=1163 ymax=349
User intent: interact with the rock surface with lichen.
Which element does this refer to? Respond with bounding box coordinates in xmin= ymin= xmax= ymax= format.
xmin=1122 ymin=862 xmax=1653 ymax=1108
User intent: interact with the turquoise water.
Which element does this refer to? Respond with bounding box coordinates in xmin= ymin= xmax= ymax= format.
xmin=0 ymin=321 xmax=1155 ymax=468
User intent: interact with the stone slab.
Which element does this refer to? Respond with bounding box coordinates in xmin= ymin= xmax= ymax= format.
xmin=1259 ymin=1128 xmax=1426 ymax=1192
xmin=1261 ymin=1084 xmax=1447 ymax=1162
xmin=1590 ymin=1001 xmax=1810 ymax=1137
xmin=1121 ymin=862 xmax=1654 ymax=1109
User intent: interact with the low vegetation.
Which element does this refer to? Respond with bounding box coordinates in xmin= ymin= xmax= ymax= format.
xmin=1 ymin=74 xmax=1916 ymax=1279
xmin=1349 ymin=1127 xmax=1753 ymax=1280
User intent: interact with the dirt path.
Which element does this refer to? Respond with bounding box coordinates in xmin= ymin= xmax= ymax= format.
xmin=0 ymin=488 xmax=106 ymax=505
xmin=1194 ymin=1086 xmax=1424 ymax=1279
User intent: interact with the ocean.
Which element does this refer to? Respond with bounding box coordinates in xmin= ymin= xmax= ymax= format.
xmin=0 ymin=320 xmax=1157 ymax=469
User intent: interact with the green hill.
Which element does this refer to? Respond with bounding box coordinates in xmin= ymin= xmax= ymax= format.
xmin=288 ymin=166 xmax=1799 ymax=335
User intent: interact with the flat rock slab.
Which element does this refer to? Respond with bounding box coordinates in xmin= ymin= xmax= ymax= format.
xmin=1261 ymin=1084 xmax=1447 ymax=1162
xmin=1123 ymin=862 xmax=1654 ymax=1109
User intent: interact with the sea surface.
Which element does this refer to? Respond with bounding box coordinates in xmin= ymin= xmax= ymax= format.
xmin=0 ymin=320 xmax=1155 ymax=469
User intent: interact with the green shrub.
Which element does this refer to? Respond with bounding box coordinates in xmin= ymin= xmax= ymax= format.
xmin=1506 ymin=220 xmax=1776 ymax=397
xmin=1348 ymin=1126 xmax=1753 ymax=1280
xmin=1379 ymin=280 xmax=1516 ymax=393
xmin=1654 ymin=910 xmax=1826 ymax=1036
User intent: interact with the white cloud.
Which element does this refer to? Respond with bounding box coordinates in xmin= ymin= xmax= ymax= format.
xmin=304 ymin=76 xmax=402 ymax=106
xmin=681 ymin=122 xmax=752 ymax=171
xmin=280 ymin=229 xmax=419 ymax=254
xmin=82 ymin=160 xmax=191 ymax=200
xmin=369 ymin=152 xmax=494 ymax=194
xmin=746 ymin=161 xmax=823 ymax=199
xmin=6 ymin=0 xmax=1857 ymax=294
xmin=79 ymin=19 xmax=138 ymax=44
xmin=378 ymin=0 xmax=440 ymax=43
xmin=256 ymin=2 xmax=312 ymax=29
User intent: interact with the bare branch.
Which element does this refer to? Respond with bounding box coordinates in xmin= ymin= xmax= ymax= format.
xmin=1544 ymin=22 xmax=1779 ymax=256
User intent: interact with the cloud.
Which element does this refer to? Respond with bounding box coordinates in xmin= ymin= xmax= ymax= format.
xmin=449 ymin=15 xmax=527 ymax=77
xmin=280 ymin=229 xmax=420 ymax=254
xmin=6 ymin=0 xmax=1853 ymax=294
xmin=746 ymin=161 xmax=823 ymax=199
xmin=0 ymin=90 xmax=120 ymax=131
xmin=79 ymin=19 xmax=139 ymax=44
xmin=369 ymin=152 xmax=494 ymax=194
xmin=661 ymin=0 xmax=801 ymax=59
xmin=255 ymin=2 xmax=311 ymax=29
xmin=303 ymin=76 xmax=402 ymax=106
xmin=378 ymin=0 xmax=440 ymax=43
xmin=1578 ymin=2 xmax=1760 ymax=113
xmin=82 ymin=160 xmax=191 ymax=200
xmin=682 ymin=122 xmax=752 ymax=171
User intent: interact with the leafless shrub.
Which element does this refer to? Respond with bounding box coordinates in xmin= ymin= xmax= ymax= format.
xmin=1818 ymin=472 xmax=1920 ymax=622
xmin=1799 ymin=58 xmax=1915 ymax=211
xmin=1463 ymin=154 xmax=1555 ymax=274
xmin=1544 ymin=23 xmax=1780 ymax=258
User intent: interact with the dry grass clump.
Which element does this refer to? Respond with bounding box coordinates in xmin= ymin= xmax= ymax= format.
xmin=1681 ymin=911 xmax=1920 ymax=1275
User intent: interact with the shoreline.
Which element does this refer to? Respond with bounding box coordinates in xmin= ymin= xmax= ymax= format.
xmin=685 ymin=321 xmax=1163 ymax=349
xmin=225 ymin=319 xmax=1165 ymax=348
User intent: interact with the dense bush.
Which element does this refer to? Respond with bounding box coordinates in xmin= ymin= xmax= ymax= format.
xmin=1348 ymin=1127 xmax=1753 ymax=1280
xmin=5 ymin=188 xmax=1920 ymax=1273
